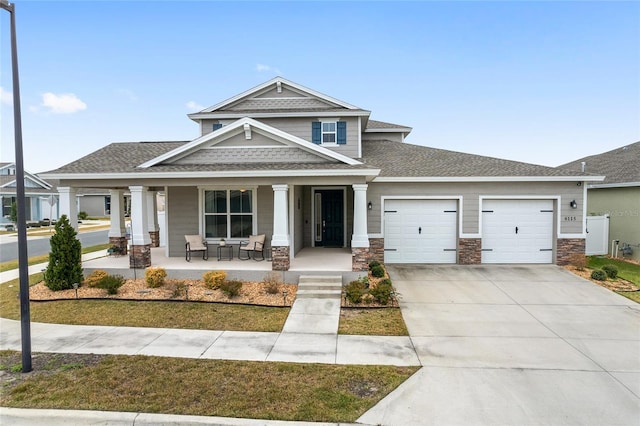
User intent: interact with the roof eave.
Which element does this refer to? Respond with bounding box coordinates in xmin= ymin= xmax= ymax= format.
xmin=372 ymin=175 xmax=606 ymax=183
xmin=188 ymin=110 xmax=371 ymax=121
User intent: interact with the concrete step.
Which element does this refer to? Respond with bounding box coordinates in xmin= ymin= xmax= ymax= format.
xmin=298 ymin=284 xmax=342 ymax=291
xmin=296 ymin=292 xmax=341 ymax=299
xmin=298 ymin=275 xmax=342 ymax=285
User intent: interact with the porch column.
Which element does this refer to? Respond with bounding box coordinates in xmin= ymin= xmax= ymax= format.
xmin=146 ymin=190 xmax=160 ymax=247
xmin=57 ymin=186 xmax=78 ymax=231
xmin=129 ymin=185 xmax=151 ymax=268
xmin=351 ymin=183 xmax=370 ymax=272
xmin=271 ymin=184 xmax=290 ymax=271
xmin=108 ymin=189 xmax=127 ymax=255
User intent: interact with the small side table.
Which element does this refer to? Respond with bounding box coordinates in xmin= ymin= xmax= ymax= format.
xmin=217 ymin=245 xmax=233 ymax=261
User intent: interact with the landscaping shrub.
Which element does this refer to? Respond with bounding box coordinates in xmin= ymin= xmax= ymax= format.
xmin=145 ymin=267 xmax=167 ymax=288
xmin=568 ymin=253 xmax=587 ymax=271
xmin=344 ymin=279 xmax=366 ymax=304
xmin=78 ymin=211 xmax=89 ymax=220
xmin=602 ymin=264 xmax=619 ymax=279
xmin=203 ymin=271 xmax=227 ymax=289
xmin=98 ymin=274 xmax=125 ymax=295
xmin=368 ymin=260 xmax=381 ymax=270
xmin=371 ymin=264 xmax=386 ymax=278
xmin=84 ymin=270 xmax=109 ymax=288
xmin=44 ymin=215 xmax=83 ymax=291
xmin=170 ymin=281 xmax=188 ymax=299
xmin=370 ymin=280 xmax=394 ymax=305
xmin=263 ymin=272 xmax=281 ymax=295
xmin=220 ymin=280 xmax=243 ymax=298
xmin=590 ymin=269 xmax=607 ymax=281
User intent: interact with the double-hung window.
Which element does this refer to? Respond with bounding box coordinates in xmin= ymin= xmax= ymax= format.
xmin=322 ymin=122 xmax=336 ymax=143
xmin=312 ymin=121 xmax=347 ymax=145
xmin=203 ymin=189 xmax=253 ymax=239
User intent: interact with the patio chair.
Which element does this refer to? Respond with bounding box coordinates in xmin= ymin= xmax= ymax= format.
xmin=185 ymin=235 xmax=208 ymax=261
xmin=238 ymin=234 xmax=266 ymax=261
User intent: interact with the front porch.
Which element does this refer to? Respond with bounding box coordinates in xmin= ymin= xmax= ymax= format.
xmin=83 ymin=247 xmax=362 ymax=284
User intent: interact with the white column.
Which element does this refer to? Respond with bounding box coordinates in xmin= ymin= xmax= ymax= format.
xmin=351 ymin=183 xmax=370 ymax=248
xmin=271 ymin=184 xmax=290 ymax=246
xmin=57 ymin=186 xmax=78 ymax=231
xmin=146 ymin=191 xmax=159 ymax=233
xmin=129 ymin=185 xmax=151 ymax=246
xmin=108 ymin=189 xmax=126 ymax=238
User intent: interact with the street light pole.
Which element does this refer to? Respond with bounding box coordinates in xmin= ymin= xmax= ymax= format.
xmin=1 ymin=0 xmax=32 ymax=373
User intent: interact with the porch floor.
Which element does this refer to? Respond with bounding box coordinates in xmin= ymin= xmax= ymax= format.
xmin=84 ymin=247 xmax=353 ymax=273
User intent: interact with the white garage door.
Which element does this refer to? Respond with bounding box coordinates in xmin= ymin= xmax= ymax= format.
xmin=482 ymin=199 xmax=554 ymax=263
xmin=384 ymin=199 xmax=458 ymax=263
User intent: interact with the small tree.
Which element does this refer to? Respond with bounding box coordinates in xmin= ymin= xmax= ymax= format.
xmin=10 ymin=201 xmax=17 ymax=223
xmin=44 ymin=215 xmax=83 ymax=291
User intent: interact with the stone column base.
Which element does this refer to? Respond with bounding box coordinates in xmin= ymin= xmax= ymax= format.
xmin=129 ymin=244 xmax=151 ymax=268
xmin=352 ymin=247 xmax=370 ymax=272
xmin=556 ymin=238 xmax=585 ymax=266
xmin=149 ymin=230 xmax=160 ymax=248
xmin=108 ymin=236 xmax=128 ymax=255
xmin=369 ymin=238 xmax=385 ymax=263
xmin=272 ymin=246 xmax=290 ymax=271
xmin=458 ymin=238 xmax=481 ymax=264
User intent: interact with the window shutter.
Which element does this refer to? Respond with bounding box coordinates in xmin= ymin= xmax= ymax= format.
xmin=312 ymin=121 xmax=321 ymax=144
xmin=337 ymin=121 xmax=347 ymax=144
xmin=213 ymin=123 xmax=223 ymax=131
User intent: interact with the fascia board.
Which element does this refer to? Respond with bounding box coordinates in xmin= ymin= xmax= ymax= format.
xmin=1 ymin=174 xmax=52 ymax=190
xmin=588 ymin=181 xmax=640 ymax=189
xmin=373 ymin=176 xmax=606 ymax=183
xmin=41 ymin=168 xmax=382 ymax=180
xmin=364 ymin=127 xmax=413 ymax=133
xmin=192 ymin=77 xmax=364 ymax=116
xmin=188 ymin=110 xmax=371 ymax=120
xmin=139 ymin=117 xmax=362 ymax=168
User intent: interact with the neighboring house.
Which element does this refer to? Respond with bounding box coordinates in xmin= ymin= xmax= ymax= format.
xmin=0 ymin=162 xmax=57 ymax=223
xmin=40 ymin=77 xmax=603 ymax=271
xmin=558 ymin=142 xmax=640 ymax=262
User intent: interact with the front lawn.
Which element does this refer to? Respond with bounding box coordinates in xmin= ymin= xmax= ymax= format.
xmin=587 ymin=257 xmax=640 ymax=285
xmin=0 ymin=351 xmax=418 ymax=423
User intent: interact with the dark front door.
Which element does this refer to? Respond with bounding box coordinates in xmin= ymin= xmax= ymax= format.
xmin=315 ymin=189 xmax=344 ymax=247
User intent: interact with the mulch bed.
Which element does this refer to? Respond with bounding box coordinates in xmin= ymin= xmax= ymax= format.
xmin=563 ymin=265 xmax=639 ymax=292
xmin=29 ymin=279 xmax=298 ymax=307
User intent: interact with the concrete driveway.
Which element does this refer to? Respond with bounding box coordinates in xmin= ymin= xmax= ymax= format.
xmin=359 ymin=265 xmax=640 ymax=426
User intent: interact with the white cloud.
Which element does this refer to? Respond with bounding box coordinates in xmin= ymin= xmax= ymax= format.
xmin=0 ymin=86 xmax=12 ymax=105
xmin=186 ymin=100 xmax=204 ymax=112
xmin=256 ymin=63 xmax=281 ymax=75
xmin=41 ymin=92 xmax=87 ymax=114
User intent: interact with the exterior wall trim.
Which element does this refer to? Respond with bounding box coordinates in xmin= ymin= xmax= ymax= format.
xmin=374 ymin=176 xmax=605 ymax=183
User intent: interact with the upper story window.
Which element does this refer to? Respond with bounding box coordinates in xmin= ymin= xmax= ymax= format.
xmin=312 ymin=121 xmax=347 ymax=145
xmin=322 ymin=122 xmax=336 ymax=143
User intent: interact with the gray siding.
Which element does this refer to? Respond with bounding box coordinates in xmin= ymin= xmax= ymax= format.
xmin=167 ymin=186 xmax=199 ymax=257
xmin=293 ymin=185 xmax=304 ymax=255
xmin=363 ymin=133 xmax=405 ymax=143
xmin=256 ymin=186 xmax=273 ymax=239
xmin=174 ymin=146 xmax=329 ymax=165
xmin=367 ymin=181 xmax=585 ymax=235
xmin=79 ymin=195 xmax=106 ymax=217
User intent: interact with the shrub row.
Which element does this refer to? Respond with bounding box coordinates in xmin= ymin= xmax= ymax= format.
xmin=591 ymin=264 xmax=619 ymax=281
xmin=84 ymin=270 xmax=125 ymax=295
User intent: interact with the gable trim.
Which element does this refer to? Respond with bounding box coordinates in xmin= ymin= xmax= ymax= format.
xmin=138 ymin=117 xmax=363 ymax=168
xmin=373 ymin=176 xmax=606 ymax=183
xmin=196 ymin=77 xmax=362 ymax=114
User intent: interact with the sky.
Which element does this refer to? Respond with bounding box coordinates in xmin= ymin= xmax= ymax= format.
xmin=1 ymin=0 xmax=638 ymax=173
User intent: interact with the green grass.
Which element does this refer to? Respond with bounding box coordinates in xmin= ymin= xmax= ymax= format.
xmin=339 ymin=308 xmax=409 ymax=336
xmin=0 ymin=274 xmax=289 ymax=332
xmin=587 ymin=257 xmax=640 ymax=285
xmin=0 ymin=352 xmax=418 ymax=422
xmin=0 ymin=243 xmax=111 ymax=273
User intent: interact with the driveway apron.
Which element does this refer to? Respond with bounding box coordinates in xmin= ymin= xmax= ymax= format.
xmin=359 ymin=264 xmax=640 ymax=426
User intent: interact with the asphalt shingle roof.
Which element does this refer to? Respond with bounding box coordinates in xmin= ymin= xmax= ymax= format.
xmin=557 ymin=142 xmax=640 ymax=185
xmin=361 ymin=140 xmax=589 ymax=178
xmin=365 ymin=119 xmax=411 ymax=130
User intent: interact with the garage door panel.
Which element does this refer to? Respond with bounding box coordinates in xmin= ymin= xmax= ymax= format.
xmin=384 ymin=200 xmax=458 ymax=264
xmin=482 ymin=200 xmax=553 ymax=264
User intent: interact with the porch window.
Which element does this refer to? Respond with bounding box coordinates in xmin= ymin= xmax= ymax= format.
xmin=204 ymin=189 xmax=253 ymax=239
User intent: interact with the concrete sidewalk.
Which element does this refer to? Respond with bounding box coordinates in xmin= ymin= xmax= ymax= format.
xmin=0 ymin=250 xmax=109 ymax=284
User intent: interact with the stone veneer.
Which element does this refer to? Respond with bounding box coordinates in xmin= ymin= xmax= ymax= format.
xmin=352 ymin=247 xmax=370 ymax=272
xmin=556 ymin=238 xmax=586 ymax=266
xmin=458 ymin=238 xmax=481 ymax=264
xmin=109 ymin=236 xmax=128 ymax=255
xmin=271 ymin=246 xmax=290 ymax=271
xmin=369 ymin=238 xmax=385 ymax=263
xmin=129 ymin=244 xmax=151 ymax=268
xmin=149 ymin=231 xmax=160 ymax=248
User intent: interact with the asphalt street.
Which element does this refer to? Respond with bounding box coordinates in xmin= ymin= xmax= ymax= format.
xmin=0 ymin=229 xmax=109 ymax=263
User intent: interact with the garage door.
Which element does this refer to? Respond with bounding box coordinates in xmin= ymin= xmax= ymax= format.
xmin=482 ymin=199 xmax=554 ymax=263
xmin=384 ymin=199 xmax=458 ymax=263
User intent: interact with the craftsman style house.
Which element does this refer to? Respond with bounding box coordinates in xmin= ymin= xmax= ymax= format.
xmin=41 ymin=77 xmax=603 ymax=271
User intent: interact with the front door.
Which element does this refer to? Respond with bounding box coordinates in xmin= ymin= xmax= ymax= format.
xmin=314 ymin=189 xmax=344 ymax=247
